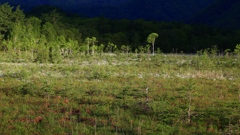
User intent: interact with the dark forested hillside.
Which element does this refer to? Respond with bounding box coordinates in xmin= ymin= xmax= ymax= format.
xmin=188 ymin=0 xmax=240 ymax=29
xmin=0 ymin=0 xmax=215 ymax=21
xmin=121 ymin=0 xmax=216 ymax=21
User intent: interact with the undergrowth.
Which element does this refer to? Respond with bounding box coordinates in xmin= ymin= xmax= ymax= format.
xmin=0 ymin=53 xmax=240 ymax=134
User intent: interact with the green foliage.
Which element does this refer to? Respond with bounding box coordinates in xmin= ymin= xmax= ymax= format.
xmin=106 ymin=42 xmax=117 ymax=53
xmin=147 ymin=33 xmax=158 ymax=44
xmin=35 ymin=44 xmax=49 ymax=63
xmin=210 ymin=45 xmax=219 ymax=56
xmin=147 ymin=33 xmax=158 ymax=56
xmin=49 ymin=44 xmax=62 ymax=63
xmin=42 ymin=22 xmax=57 ymax=42
xmin=97 ymin=44 xmax=105 ymax=56
xmin=0 ymin=3 xmax=24 ymax=38
xmin=224 ymin=49 xmax=232 ymax=56
xmin=234 ymin=44 xmax=240 ymax=55
xmin=41 ymin=9 xmax=62 ymax=24
xmin=0 ymin=2 xmax=240 ymax=59
xmin=156 ymin=47 xmax=162 ymax=54
xmin=120 ymin=45 xmax=132 ymax=54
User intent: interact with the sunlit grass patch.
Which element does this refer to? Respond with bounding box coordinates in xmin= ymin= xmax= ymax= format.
xmin=0 ymin=54 xmax=240 ymax=134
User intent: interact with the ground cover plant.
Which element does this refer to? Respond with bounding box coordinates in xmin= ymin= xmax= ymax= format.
xmin=0 ymin=52 xmax=240 ymax=135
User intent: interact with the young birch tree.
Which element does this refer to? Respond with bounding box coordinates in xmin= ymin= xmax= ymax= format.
xmin=85 ymin=37 xmax=91 ymax=55
xmin=147 ymin=33 xmax=158 ymax=56
xmin=91 ymin=37 xmax=97 ymax=55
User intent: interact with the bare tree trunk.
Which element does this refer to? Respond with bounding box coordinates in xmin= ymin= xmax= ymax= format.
xmin=187 ymin=106 xmax=191 ymax=124
xmin=92 ymin=44 xmax=95 ymax=55
xmin=187 ymin=93 xmax=192 ymax=124
xmin=87 ymin=41 xmax=90 ymax=55
xmin=152 ymin=43 xmax=155 ymax=56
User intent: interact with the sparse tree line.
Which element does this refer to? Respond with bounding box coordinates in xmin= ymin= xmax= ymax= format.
xmin=0 ymin=3 xmax=240 ymax=62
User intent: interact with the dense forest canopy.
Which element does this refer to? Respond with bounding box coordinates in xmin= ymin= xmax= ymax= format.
xmin=0 ymin=3 xmax=240 ymax=62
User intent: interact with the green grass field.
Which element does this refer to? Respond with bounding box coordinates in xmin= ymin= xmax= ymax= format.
xmin=0 ymin=53 xmax=240 ymax=134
